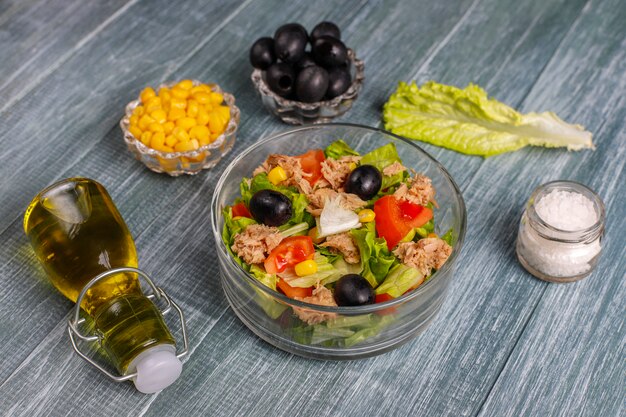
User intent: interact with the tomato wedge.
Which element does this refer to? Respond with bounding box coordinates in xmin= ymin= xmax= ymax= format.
xmin=231 ymin=202 xmax=251 ymax=218
xmin=373 ymin=195 xmax=433 ymax=250
xmin=277 ymin=278 xmax=313 ymax=298
xmin=295 ymin=149 xmax=325 ymax=185
xmin=264 ymin=236 xmax=315 ymax=274
xmin=375 ymin=293 xmax=394 ymax=303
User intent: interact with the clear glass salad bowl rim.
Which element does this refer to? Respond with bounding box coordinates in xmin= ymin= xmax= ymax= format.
xmin=119 ymin=80 xmax=240 ymax=160
xmin=250 ymin=49 xmax=365 ymax=110
xmin=525 ymin=180 xmax=605 ymax=243
xmin=210 ymin=123 xmax=467 ymax=314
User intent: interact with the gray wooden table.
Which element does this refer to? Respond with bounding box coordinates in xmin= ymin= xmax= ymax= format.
xmin=1 ymin=0 xmax=624 ymax=416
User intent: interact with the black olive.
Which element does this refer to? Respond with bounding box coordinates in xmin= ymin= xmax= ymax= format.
xmin=326 ymin=67 xmax=352 ymax=99
xmin=274 ymin=23 xmax=308 ymax=63
xmin=345 ymin=165 xmax=382 ymax=200
xmin=294 ymin=53 xmax=317 ymax=72
xmin=312 ymin=36 xmax=348 ymax=68
xmin=333 ymin=274 xmax=375 ymax=306
xmin=295 ymin=65 xmax=329 ymax=103
xmin=310 ymin=22 xmax=341 ymax=43
xmin=249 ymin=189 xmax=292 ymax=227
xmin=250 ymin=37 xmax=276 ymax=70
xmin=265 ymin=63 xmax=295 ymax=97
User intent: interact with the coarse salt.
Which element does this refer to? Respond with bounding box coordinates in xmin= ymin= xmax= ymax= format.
xmin=534 ymin=190 xmax=597 ymax=231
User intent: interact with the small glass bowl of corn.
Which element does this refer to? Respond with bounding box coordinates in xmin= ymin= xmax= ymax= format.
xmin=120 ymin=80 xmax=239 ymax=176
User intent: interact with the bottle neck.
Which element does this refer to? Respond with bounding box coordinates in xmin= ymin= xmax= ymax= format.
xmin=92 ymin=293 xmax=176 ymax=374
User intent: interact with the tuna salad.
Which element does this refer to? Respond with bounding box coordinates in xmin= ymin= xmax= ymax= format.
xmin=221 ymin=140 xmax=454 ymax=325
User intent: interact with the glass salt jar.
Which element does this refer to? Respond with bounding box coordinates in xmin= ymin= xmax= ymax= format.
xmin=516 ymin=180 xmax=605 ymax=283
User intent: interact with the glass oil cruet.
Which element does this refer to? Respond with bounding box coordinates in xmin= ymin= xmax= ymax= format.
xmin=23 ymin=177 xmax=188 ymax=393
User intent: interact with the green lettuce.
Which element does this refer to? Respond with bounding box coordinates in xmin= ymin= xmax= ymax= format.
xmin=375 ymin=264 xmax=423 ymax=297
xmin=280 ymin=253 xmax=340 ymax=288
xmin=383 ymin=81 xmax=594 ymax=157
xmin=350 ymin=222 xmax=397 ymax=287
xmin=324 ymin=139 xmax=359 ymax=159
xmin=249 ymin=265 xmax=277 ymax=291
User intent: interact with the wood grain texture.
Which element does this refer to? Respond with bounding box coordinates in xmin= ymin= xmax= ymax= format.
xmin=0 ymin=0 xmax=624 ymax=416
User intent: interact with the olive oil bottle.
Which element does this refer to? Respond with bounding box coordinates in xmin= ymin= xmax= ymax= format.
xmin=24 ymin=178 xmax=184 ymax=393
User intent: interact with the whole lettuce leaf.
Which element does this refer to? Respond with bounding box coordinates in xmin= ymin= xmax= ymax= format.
xmin=383 ymin=81 xmax=593 ymax=157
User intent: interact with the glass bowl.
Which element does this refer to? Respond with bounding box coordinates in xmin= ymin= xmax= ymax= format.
xmin=251 ymin=49 xmax=365 ymax=125
xmin=210 ymin=123 xmax=466 ymax=360
xmin=120 ymin=81 xmax=240 ymax=177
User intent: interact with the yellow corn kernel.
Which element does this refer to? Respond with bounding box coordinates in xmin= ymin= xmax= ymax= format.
xmin=348 ymin=162 xmax=358 ymax=171
xmin=165 ymin=134 xmax=178 ymax=147
xmin=176 ymin=79 xmax=194 ymax=90
xmin=140 ymin=87 xmax=156 ymax=104
xmin=189 ymin=125 xmax=210 ymax=141
xmin=128 ymin=125 xmax=143 ymax=139
xmin=196 ymin=107 xmax=210 ymax=125
xmin=190 ymin=85 xmax=208 ymax=95
xmin=358 ymin=209 xmax=376 ymax=223
xmin=295 ymin=260 xmax=318 ymax=277
xmin=129 ymin=114 xmax=140 ymax=126
xmin=171 ymin=87 xmax=189 ymax=99
xmin=308 ymin=227 xmax=324 ymax=244
xmin=168 ymin=107 xmax=186 ymax=121
xmin=427 ymin=232 xmax=438 ymax=238
xmin=150 ymin=109 xmax=167 ymax=124
xmin=209 ymin=92 xmax=224 ymax=105
xmin=186 ymin=100 xmax=199 ymax=118
xmin=163 ymin=121 xmax=175 ymax=134
xmin=170 ymin=97 xmax=187 ymax=110
xmin=158 ymin=87 xmax=171 ymax=100
xmin=150 ymin=132 xmax=165 ymax=149
xmin=192 ymin=91 xmax=211 ymax=104
xmin=140 ymin=131 xmax=152 ymax=146
xmin=145 ymin=96 xmax=162 ymax=112
xmin=207 ymin=113 xmax=225 ymax=133
xmin=138 ymin=114 xmax=155 ymax=130
xmin=215 ymin=105 xmax=231 ymax=121
xmin=132 ymin=105 xmax=145 ymax=116
xmin=174 ymin=140 xmax=196 ymax=152
xmin=210 ymin=131 xmax=220 ymax=141
xmin=268 ymin=166 xmax=288 ymax=185
xmin=172 ymin=127 xmax=190 ymax=142
xmin=190 ymin=151 xmax=207 ymax=162
xmin=162 ymin=145 xmax=175 ymax=153
xmin=149 ymin=122 xmax=164 ymax=133
xmin=198 ymin=135 xmax=211 ymax=146
xmin=176 ymin=117 xmax=197 ymax=131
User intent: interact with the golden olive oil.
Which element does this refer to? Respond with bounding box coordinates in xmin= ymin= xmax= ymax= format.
xmin=24 ymin=178 xmax=175 ymax=373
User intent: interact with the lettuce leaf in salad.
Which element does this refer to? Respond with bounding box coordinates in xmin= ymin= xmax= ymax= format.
xmin=375 ymin=264 xmax=423 ymax=297
xmin=350 ymin=222 xmax=397 ymax=287
xmin=324 ymin=139 xmax=360 ymax=159
xmin=383 ymin=81 xmax=594 ymax=157
xmin=249 ymin=264 xmax=277 ymax=291
xmin=440 ymin=228 xmax=455 ymax=246
xmin=280 ymin=253 xmax=339 ymax=288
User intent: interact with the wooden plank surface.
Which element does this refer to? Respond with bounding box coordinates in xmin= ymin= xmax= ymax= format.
xmin=0 ymin=0 xmax=624 ymax=416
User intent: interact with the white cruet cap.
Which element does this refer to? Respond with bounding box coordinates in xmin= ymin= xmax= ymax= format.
xmin=127 ymin=344 xmax=182 ymax=394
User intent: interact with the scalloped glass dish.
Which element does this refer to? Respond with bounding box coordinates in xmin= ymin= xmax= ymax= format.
xmin=120 ymin=81 xmax=240 ymax=177
xmin=251 ymin=49 xmax=364 ymax=125
xmin=210 ymin=124 xmax=466 ymax=360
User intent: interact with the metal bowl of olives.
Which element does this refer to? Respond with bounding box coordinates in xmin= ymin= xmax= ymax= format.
xmin=211 ymin=124 xmax=466 ymax=360
xmin=250 ymin=22 xmax=365 ymax=125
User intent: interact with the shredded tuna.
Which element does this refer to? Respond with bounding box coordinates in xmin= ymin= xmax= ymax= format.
xmin=320 ymin=155 xmax=361 ymax=191
xmin=231 ymin=224 xmax=282 ymax=265
xmin=293 ymin=285 xmax=338 ymax=324
xmin=321 ymin=232 xmax=361 ymax=264
xmin=393 ymin=173 xmax=436 ymax=206
xmin=252 ymin=154 xmax=313 ymax=194
xmin=306 ymin=188 xmax=367 ymax=216
xmin=393 ymin=238 xmax=452 ymax=276
xmin=383 ymin=161 xmax=407 ymax=177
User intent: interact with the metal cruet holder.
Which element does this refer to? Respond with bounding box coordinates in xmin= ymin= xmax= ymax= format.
xmin=66 ymin=267 xmax=189 ymax=382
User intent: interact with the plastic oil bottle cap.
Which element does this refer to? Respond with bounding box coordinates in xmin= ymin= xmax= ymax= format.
xmin=127 ymin=344 xmax=182 ymax=394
